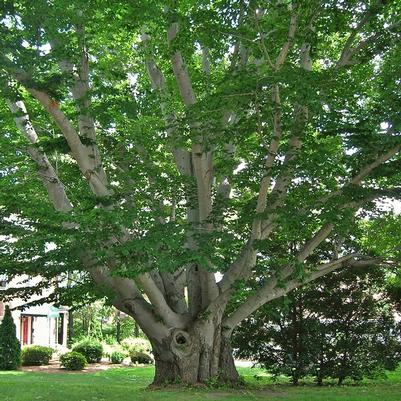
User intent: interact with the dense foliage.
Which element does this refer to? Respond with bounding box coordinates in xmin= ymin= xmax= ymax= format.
xmin=0 ymin=306 xmax=21 ymax=370
xmin=122 ymin=337 xmax=153 ymax=364
xmin=1 ymin=0 xmax=401 ymax=384
xmin=130 ymin=351 xmax=153 ymax=365
xmin=70 ymin=302 xmax=141 ymax=344
xmin=21 ymin=345 xmax=53 ymax=366
xmin=72 ymin=339 xmax=103 ymax=363
xmin=233 ymin=266 xmax=401 ymax=384
xmin=120 ymin=337 xmax=152 ymax=354
xmin=60 ymin=351 xmax=87 ymax=370
xmin=110 ymin=350 xmax=125 ymax=364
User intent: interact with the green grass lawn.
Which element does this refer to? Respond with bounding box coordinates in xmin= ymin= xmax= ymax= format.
xmin=1 ymin=366 xmax=401 ymax=401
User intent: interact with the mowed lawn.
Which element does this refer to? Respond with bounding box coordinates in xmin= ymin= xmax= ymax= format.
xmin=1 ymin=366 xmax=401 ymax=401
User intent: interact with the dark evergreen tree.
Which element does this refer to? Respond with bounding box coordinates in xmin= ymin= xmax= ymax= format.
xmin=0 ymin=305 xmax=21 ymax=370
xmin=386 ymin=275 xmax=401 ymax=311
xmin=233 ymin=266 xmax=401 ymax=385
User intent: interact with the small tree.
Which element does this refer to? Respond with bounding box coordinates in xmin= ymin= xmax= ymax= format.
xmin=233 ymin=266 xmax=401 ymax=385
xmin=0 ymin=306 xmax=21 ymax=370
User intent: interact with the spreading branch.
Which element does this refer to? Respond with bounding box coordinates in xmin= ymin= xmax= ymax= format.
xmin=223 ymin=253 xmax=380 ymax=330
xmin=6 ymin=97 xmax=73 ymax=212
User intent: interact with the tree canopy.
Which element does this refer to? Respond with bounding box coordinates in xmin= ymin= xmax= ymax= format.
xmin=1 ymin=0 xmax=401 ymax=384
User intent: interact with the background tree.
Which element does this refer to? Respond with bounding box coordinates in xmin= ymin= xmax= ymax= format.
xmin=1 ymin=0 xmax=401 ymax=384
xmin=70 ymin=300 xmax=142 ymax=344
xmin=233 ymin=265 xmax=401 ymax=385
xmin=363 ymin=214 xmax=401 ymax=311
xmin=0 ymin=306 xmax=21 ymax=370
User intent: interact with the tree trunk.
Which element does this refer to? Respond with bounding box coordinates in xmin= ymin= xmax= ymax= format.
xmin=148 ymin=324 xmax=239 ymax=385
xmin=116 ymin=311 xmax=121 ymax=344
xmin=68 ymin=309 xmax=74 ymax=344
xmin=134 ymin=322 xmax=140 ymax=338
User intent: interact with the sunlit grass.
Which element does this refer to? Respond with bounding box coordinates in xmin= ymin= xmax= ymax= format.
xmin=0 ymin=365 xmax=400 ymax=401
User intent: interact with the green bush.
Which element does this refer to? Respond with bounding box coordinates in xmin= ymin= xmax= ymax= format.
xmin=110 ymin=351 xmax=125 ymax=364
xmin=103 ymin=334 xmax=117 ymax=345
xmin=21 ymin=345 xmax=53 ymax=366
xmin=122 ymin=338 xmax=152 ymax=365
xmin=129 ymin=350 xmax=153 ymax=365
xmin=72 ymin=339 xmax=103 ymax=363
xmin=0 ymin=306 xmax=21 ymax=370
xmin=60 ymin=352 xmax=87 ymax=370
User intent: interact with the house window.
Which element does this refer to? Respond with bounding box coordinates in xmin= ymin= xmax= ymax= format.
xmin=0 ymin=280 xmax=6 ymax=289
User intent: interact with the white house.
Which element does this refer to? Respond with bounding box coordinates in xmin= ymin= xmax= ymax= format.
xmin=0 ymin=275 xmax=68 ymax=349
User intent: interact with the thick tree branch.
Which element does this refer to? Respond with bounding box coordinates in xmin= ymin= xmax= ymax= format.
xmin=223 ymin=39 xmax=313 ymax=293
xmin=55 ymin=25 xmax=108 ymax=193
xmin=56 ymin=28 xmax=107 ymax=189
xmin=252 ymin=84 xmax=282 ymax=238
xmin=25 ymin=87 xmax=110 ymax=197
xmin=2 ymin=53 xmax=110 ymax=198
xmin=167 ymin=22 xmax=213 ymax=223
xmin=257 ymin=40 xmax=312 ymax=239
xmin=306 ymin=142 xmax=401 ymax=213
xmin=4 ymin=62 xmax=172 ymax=336
xmin=6 ymin=98 xmax=73 ymax=212
xmin=337 ymin=3 xmax=379 ymax=67
xmin=89 ymin=266 xmax=169 ymax=341
xmin=160 ymin=270 xmax=188 ymax=314
xmin=337 ymin=1 xmax=399 ymax=67
xmin=142 ymin=34 xmax=192 ymax=177
xmin=136 ymin=273 xmax=188 ymax=328
xmin=168 ymin=23 xmax=197 ymax=107
xmin=219 ymin=219 xmax=333 ymax=300
xmin=166 ymin=21 xmax=218 ymax=307
xmin=223 ymin=253 xmax=379 ymax=330
xmin=5 ymin=92 xmax=162 ymax=336
xmin=297 ymin=223 xmax=334 ymax=262
xmin=142 ymin=46 xmax=204 ymax=316
xmin=275 ymin=7 xmax=299 ymax=69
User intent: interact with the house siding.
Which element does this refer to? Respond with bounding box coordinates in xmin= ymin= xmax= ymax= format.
xmin=0 ymin=275 xmax=68 ymax=349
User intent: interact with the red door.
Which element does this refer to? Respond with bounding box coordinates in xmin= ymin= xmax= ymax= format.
xmin=21 ymin=317 xmax=29 ymax=345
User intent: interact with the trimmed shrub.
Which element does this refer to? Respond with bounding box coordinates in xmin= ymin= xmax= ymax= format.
xmin=72 ymin=339 xmax=103 ymax=363
xmin=21 ymin=345 xmax=53 ymax=366
xmin=60 ymin=352 xmax=87 ymax=370
xmin=110 ymin=351 xmax=125 ymax=364
xmin=0 ymin=306 xmax=21 ymax=370
xmin=129 ymin=351 xmax=153 ymax=365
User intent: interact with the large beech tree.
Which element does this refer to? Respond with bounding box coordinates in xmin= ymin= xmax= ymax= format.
xmin=1 ymin=0 xmax=401 ymax=384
